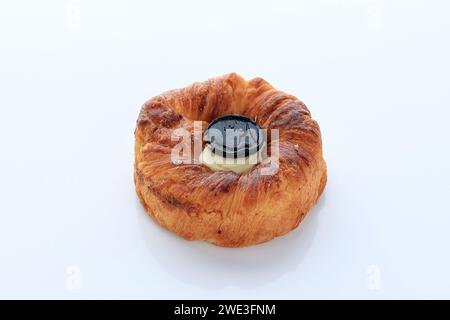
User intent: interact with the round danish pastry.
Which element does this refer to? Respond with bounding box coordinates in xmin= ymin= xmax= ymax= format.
xmin=134 ymin=73 xmax=326 ymax=247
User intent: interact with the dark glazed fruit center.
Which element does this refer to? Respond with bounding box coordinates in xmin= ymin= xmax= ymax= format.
xmin=204 ymin=114 xmax=264 ymax=158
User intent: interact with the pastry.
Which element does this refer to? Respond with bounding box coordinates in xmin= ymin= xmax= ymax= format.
xmin=134 ymin=73 xmax=327 ymax=247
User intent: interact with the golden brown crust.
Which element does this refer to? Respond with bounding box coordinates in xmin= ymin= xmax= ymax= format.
xmin=134 ymin=73 xmax=327 ymax=247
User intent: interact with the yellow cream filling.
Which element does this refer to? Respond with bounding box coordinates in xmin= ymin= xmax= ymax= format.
xmin=199 ymin=145 xmax=259 ymax=174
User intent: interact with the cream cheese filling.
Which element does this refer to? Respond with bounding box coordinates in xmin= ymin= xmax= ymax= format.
xmin=199 ymin=145 xmax=259 ymax=174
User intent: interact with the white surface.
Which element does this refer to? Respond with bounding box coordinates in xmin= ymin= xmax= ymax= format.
xmin=1 ymin=0 xmax=450 ymax=299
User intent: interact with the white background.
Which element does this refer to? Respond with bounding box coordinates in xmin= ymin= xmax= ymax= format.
xmin=1 ymin=0 xmax=450 ymax=299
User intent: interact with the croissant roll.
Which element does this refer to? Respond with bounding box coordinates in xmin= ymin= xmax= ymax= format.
xmin=135 ymin=73 xmax=326 ymax=247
